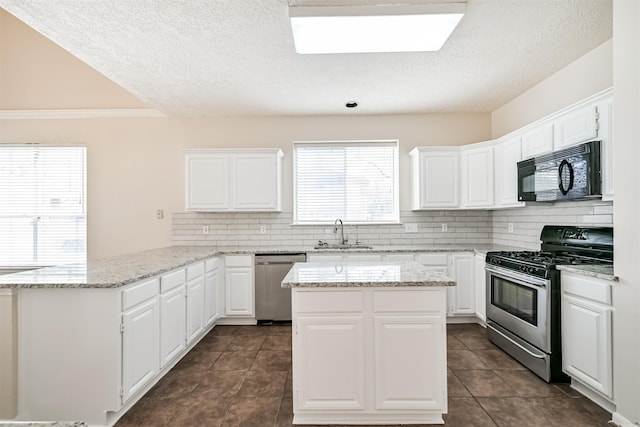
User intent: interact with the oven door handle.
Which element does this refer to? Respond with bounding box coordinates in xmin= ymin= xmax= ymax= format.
xmin=489 ymin=324 xmax=547 ymax=359
xmin=485 ymin=265 xmax=550 ymax=288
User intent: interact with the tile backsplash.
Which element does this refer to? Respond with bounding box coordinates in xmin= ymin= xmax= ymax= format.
xmin=172 ymin=200 xmax=613 ymax=250
xmin=172 ymin=210 xmax=493 ymax=248
xmin=492 ymin=200 xmax=613 ymax=250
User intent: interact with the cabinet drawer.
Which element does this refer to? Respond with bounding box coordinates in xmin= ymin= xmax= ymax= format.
xmin=295 ymin=290 xmax=364 ymax=313
xmin=225 ymin=255 xmax=253 ymax=267
xmin=205 ymin=258 xmax=219 ymax=271
xmin=415 ymin=253 xmax=448 ymax=266
xmin=160 ymin=269 xmax=185 ymax=293
xmin=373 ymin=289 xmax=445 ymax=313
xmin=562 ymin=273 xmax=612 ymax=305
xmin=186 ymin=262 xmax=205 ymax=280
xmin=122 ymin=278 xmax=159 ymax=310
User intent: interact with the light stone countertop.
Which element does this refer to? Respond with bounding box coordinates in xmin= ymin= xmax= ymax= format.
xmin=281 ymin=261 xmax=456 ymax=288
xmin=0 ymin=246 xmax=219 ymax=289
xmin=557 ymin=264 xmax=617 ymax=281
xmin=3 ymin=242 xmax=604 ymax=289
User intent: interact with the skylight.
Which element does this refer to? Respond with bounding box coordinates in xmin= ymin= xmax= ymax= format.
xmin=289 ymin=3 xmax=465 ymax=54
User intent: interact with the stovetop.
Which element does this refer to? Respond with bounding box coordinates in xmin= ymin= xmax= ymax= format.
xmin=486 ymin=226 xmax=613 ymax=278
xmin=485 ymin=250 xmax=613 ymax=279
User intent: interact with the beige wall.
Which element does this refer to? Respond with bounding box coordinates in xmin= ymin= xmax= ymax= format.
xmin=0 ymin=114 xmax=490 ymax=260
xmin=0 ymin=9 xmax=146 ymax=110
xmin=491 ymin=39 xmax=613 ymax=139
xmin=0 ymin=8 xmax=491 ymax=260
xmin=612 ymin=0 xmax=640 ymax=424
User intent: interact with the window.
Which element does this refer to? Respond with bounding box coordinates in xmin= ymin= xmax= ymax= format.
xmin=293 ymin=140 xmax=399 ymax=224
xmin=0 ymin=145 xmax=86 ymax=266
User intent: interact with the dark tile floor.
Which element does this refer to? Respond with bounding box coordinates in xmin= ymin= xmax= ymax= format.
xmin=115 ymin=323 xmax=612 ymax=427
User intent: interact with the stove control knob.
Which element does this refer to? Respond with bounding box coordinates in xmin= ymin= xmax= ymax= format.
xmin=528 ymin=267 xmax=536 ymax=274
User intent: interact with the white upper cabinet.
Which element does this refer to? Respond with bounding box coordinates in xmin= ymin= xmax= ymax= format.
xmin=494 ymin=136 xmax=524 ymax=208
xmin=521 ymin=123 xmax=554 ymax=159
xmin=185 ymin=153 xmax=230 ymax=210
xmin=553 ymin=105 xmax=598 ymax=150
xmin=599 ymin=95 xmax=614 ymax=201
xmin=185 ymin=149 xmax=283 ymax=212
xmin=409 ymin=147 xmax=460 ymax=209
xmin=460 ymin=142 xmax=494 ymax=208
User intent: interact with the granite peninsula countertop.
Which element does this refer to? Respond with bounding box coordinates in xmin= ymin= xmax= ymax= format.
xmin=0 ymin=246 xmax=218 ymax=289
xmin=281 ymin=261 xmax=456 ymax=288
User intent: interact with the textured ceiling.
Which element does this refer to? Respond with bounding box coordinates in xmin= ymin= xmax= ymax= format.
xmin=0 ymin=0 xmax=612 ymax=117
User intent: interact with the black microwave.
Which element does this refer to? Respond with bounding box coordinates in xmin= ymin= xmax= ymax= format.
xmin=517 ymin=140 xmax=602 ymax=202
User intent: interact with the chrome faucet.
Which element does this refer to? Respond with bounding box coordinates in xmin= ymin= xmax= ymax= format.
xmin=334 ymin=219 xmax=347 ymax=245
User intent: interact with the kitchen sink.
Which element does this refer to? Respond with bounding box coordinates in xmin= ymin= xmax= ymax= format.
xmin=313 ymin=244 xmax=373 ymax=250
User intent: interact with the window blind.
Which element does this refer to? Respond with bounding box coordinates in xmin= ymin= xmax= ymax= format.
xmin=0 ymin=145 xmax=86 ymax=266
xmin=294 ymin=141 xmax=399 ymax=224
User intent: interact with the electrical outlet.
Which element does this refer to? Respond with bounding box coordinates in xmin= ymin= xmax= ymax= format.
xmin=508 ymin=223 xmax=514 ymax=233
xmin=404 ymin=223 xmax=418 ymax=233
xmin=202 ymin=225 xmax=209 ymax=235
xmin=156 ymin=209 xmax=164 ymax=219
xmin=259 ymin=225 xmax=267 ymax=234
xmin=441 ymin=223 xmax=448 ymax=232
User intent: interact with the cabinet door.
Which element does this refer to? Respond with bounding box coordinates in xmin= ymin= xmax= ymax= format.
xmin=225 ymin=267 xmax=254 ymax=316
xmin=186 ymin=275 xmax=205 ymax=343
xmin=373 ymin=315 xmax=445 ymax=410
xmin=415 ymin=150 xmax=459 ymax=208
xmin=345 ymin=254 xmax=382 ymax=262
xmin=306 ymin=254 xmax=343 ymax=263
xmin=205 ymin=267 xmax=219 ymax=325
xmin=185 ymin=154 xmax=229 ymax=210
xmin=122 ymin=298 xmax=160 ymax=403
xmin=232 ymin=153 xmax=281 ymax=211
xmin=521 ymin=124 xmax=553 ymax=159
xmin=295 ymin=316 xmax=366 ymax=411
xmin=600 ymin=98 xmax=614 ymax=200
xmin=553 ymin=105 xmax=598 ymax=150
xmin=561 ymin=294 xmax=612 ymax=397
xmin=447 ymin=254 xmax=475 ymax=316
xmin=474 ymin=254 xmax=486 ymax=322
xmin=159 ymin=285 xmax=186 ymax=368
xmin=495 ymin=136 xmax=525 ymax=207
xmin=461 ymin=145 xmax=494 ymax=208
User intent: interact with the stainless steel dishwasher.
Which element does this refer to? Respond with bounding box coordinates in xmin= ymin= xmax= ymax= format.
xmin=255 ymin=253 xmax=306 ymax=324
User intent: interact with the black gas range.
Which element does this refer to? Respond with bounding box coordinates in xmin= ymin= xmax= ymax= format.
xmin=485 ymin=225 xmax=613 ymax=382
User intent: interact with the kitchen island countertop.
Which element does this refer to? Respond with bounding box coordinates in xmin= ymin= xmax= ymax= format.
xmin=281 ymin=261 xmax=456 ymax=288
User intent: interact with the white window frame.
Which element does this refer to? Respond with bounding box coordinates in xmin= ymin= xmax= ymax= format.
xmin=0 ymin=143 xmax=87 ymax=267
xmin=293 ymin=140 xmax=400 ymax=225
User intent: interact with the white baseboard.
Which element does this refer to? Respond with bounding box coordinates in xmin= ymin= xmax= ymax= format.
xmin=611 ymin=412 xmax=638 ymax=427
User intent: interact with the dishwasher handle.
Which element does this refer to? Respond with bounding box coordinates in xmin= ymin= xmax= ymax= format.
xmin=255 ymin=253 xmax=307 ymax=265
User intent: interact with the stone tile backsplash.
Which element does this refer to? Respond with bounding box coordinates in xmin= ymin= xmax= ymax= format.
xmin=172 ymin=200 xmax=613 ymax=250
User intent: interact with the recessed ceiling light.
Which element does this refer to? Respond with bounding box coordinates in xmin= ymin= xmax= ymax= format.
xmin=289 ymin=3 xmax=465 ymax=54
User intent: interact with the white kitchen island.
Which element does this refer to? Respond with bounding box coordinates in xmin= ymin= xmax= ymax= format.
xmin=282 ymin=261 xmax=455 ymax=425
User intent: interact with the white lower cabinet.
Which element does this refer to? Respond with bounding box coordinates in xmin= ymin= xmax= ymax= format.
xmin=296 ymin=315 xmax=366 ymax=410
xmin=159 ymin=284 xmax=186 ymax=368
xmin=446 ymin=253 xmax=475 ymax=316
xmin=224 ymin=255 xmax=254 ymax=317
xmin=474 ymin=253 xmax=486 ymax=322
xmin=186 ymin=263 xmax=206 ymax=343
xmin=122 ymin=292 xmax=160 ymax=403
xmin=373 ymin=315 xmax=445 ymax=410
xmin=205 ymin=259 xmax=220 ymax=325
xmin=561 ymin=271 xmax=613 ymax=401
xmin=292 ymin=287 xmax=447 ymax=425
